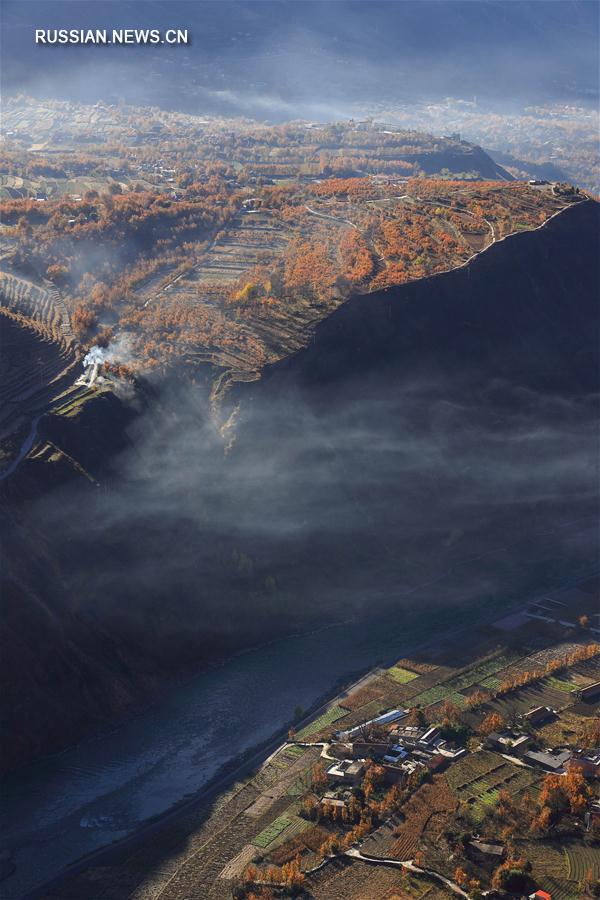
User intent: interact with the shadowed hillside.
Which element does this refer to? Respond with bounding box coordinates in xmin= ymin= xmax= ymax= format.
xmin=1 ymin=201 xmax=598 ymax=776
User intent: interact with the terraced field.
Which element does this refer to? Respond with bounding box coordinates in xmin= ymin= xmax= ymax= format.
xmin=0 ymin=271 xmax=73 ymax=343
xmin=564 ymin=841 xmax=600 ymax=883
xmin=512 ymin=841 xmax=587 ymax=900
xmin=0 ymin=268 xmax=84 ymax=468
xmin=387 ymin=777 xmax=456 ymax=860
xmin=252 ymin=814 xmax=294 ymax=848
xmin=307 ymin=855 xmax=440 ymax=900
xmin=0 ymin=313 xmax=79 ymax=448
xmin=446 ymin=750 xmax=540 ymax=821
xmin=409 ymin=651 xmax=526 ymax=709
xmin=486 ymin=682 xmax=570 ymax=719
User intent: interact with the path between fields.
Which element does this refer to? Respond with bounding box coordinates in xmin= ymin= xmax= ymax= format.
xmin=304 ymin=205 xmax=358 ymax=229
xmin=345 ymin=847 xmax=470 ymax=898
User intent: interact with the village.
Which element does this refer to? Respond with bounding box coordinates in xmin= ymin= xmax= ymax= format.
xmin=225 ymin=580 xmax=600 ymax=900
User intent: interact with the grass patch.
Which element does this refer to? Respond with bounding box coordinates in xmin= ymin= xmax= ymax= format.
xmin=546 ymin=676 xmax=578 ymax=693
xmin=387 ymin=666 xmax=419 ymax=684
xmin=480 ymin=675 xmax=502 ymax=690
xmin=252 ymin=816 xmax=292 ymax=849
xmin=285 ymin=744 xmax=307 ymax=758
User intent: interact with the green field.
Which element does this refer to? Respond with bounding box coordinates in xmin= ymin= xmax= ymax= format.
xmin=387 ymin=666 xmax=419 ymax=684
xmin=252 ymin=816 xmax=292 ymax=849
xmin=409 ymin=652 xmax=523 ymax=708
xmin=480 ymin=675 xmax=502 ymax=690
xmin=284 ymin=744 xmax=307 ymax=758
xmin=411 ymin=686 xmax=468 ymax=709
xmin=545 ymin=676 xmax=579 ymax=693
xmin=295 ymin=704 xmax=348 ymax=740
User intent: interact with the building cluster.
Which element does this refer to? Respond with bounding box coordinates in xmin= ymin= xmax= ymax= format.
xmin=482 ymin=704 xmax=600 ymax=778
xmin=319 ymin=708 xmax=467 ymax=792
xmin=309 ymin=699 xmax=600 ymax=814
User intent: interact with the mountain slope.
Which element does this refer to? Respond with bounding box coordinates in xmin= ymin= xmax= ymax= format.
xmin=1 ymin=200 xmax=598 ymax=776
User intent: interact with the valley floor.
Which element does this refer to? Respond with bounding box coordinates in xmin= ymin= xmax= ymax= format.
xmin=34 ymin=577 xmax=600 ymax=900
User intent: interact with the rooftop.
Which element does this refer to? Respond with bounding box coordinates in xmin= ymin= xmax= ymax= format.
xmin=523 ymin=748 xmax=572 ymax=771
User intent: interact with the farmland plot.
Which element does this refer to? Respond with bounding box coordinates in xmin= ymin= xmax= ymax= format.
xmin=388 ymin=777 xmax=456 ymax=861
xmin=307 ymin=855 xmax=435 ymax=900
xmin=295 ymin=704 xmax=349 ymax=740
xmin=564 ymin=841 xmax=600 ymax=882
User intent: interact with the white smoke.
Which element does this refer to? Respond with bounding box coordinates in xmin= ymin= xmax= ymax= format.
xmin=78 ymin=335 xmax=136 ymax=387
xmin=83 ymin=346 xmax=107 ymax=368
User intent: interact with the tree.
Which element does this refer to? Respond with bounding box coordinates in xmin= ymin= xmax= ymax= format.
xmin=478 ymin=712 xmax=505 ymax=736
xmin=311 ymin=763 xmax=328 ymax=792
xmin=535 ymin=769 xmax=591 ymax=828
xmin=564 ymin=768 xmax=591 ymax=815
xmin=281 ymin=855 xmax=304 ymax=890
xmin=440 ymin=699 xmax=461 ymax=727
xmin=46 ymin=262 xmax=69 ymax=284
xmin=71 ymin=302 xmax=96 ymax=336
xmin=531 ymin=805 xmax=554 ymax=833
xmin=579 ymin=716 xmax=600 ymax=749
xmin=405 ymin=706 xmax=427 ymax=727
xmin=492 ymin=858 xmax=533 ymax=893
xmin=466 ymin=689 xmax=492 ymax=710
xmin=301 ymin=794 xmax=321 ymax=822
xmin=362 ymin=762 xmax=386 ymax=801
xmin=454 ymin=867 xmax=468 ymax=887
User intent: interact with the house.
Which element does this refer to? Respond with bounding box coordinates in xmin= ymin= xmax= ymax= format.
xmin=567 ymin=748 xmax=600 ymax=778
xmin=577 ymin=681 xmax=600 ymax=702
xmin=469 ymin=840 xmax=505 ymax=859
xmin=382 ymin=758 xmax=427 ymax=785
xmin=523 ymin=748 xmax=572 ymax=772
xmin=320 ymin=790 xmax=352 ymax=810
xmin=399 ymin=759 xmax=427 ymax=778
xmin=382 ymin=746 xmax=409 ymax=765
xmin=326 ymin=760 xmax=365 ymax=785
xmin=529 ymin=891 xmax=551 ymax=900
xmin=486 ymin=730 xmax=532 ymax=755
xmin=329 ymin=741 xmax=353 ymax=759
xmin=521 ymin=706 xmax=556 ymax=727
xmin=418 ymin=727 xmax=441 ymax=748
xmin=337 ymin=709 xmax=407 ymax=740
xmin=393 ymin=724 xmax=429 ymax=747
xmin=435 ymin=740 xmax=467 ymax=760
xmin=422 ymin=753 xmax=448 ymax=773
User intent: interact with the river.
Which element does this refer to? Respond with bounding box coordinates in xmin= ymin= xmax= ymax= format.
xmin=0 ymin=566 xmax=595 ymax=899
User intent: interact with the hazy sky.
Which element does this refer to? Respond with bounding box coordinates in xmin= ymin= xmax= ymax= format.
xmin=2 ymin=1 xmax=598 ymax=117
